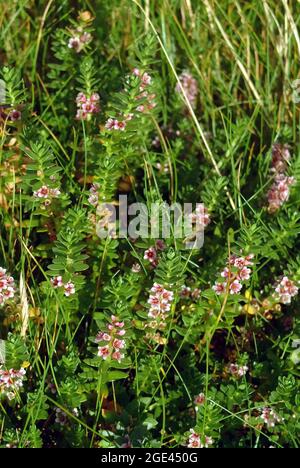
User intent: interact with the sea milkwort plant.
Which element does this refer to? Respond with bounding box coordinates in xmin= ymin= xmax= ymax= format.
xmin=1 ymin=0 xmax=300 ymax=450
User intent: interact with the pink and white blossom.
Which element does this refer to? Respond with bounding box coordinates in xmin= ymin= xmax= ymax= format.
xmin=0 ymin=368 xmax=26 ymax=400
xmin=261 ymin=407 xmax=282 ymax=428
xmin=97 ymin=315 xmax=126 ymax=363
xmin=0 ymin=268 xmax=16 ymax=306
xmin=64 ymin=282 xmax=75 ymax=297
xmin=187 ymin=429 xmax=213 ymax=449
xmin=274 ymin=276 xmax=299 ymax=304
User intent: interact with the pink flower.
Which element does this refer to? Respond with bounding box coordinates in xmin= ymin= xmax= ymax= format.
xmin=51 ymin=276 xmax=63 ymax=288
xmin=234 ymin=257 xmax=246 ymax=269
xmin=238 ymin=267 xmax=251 ymax=280
xmin=144 ymin=247 xmax=157 ymax=263
xmin=187 ymin=430 xmax=213 ymax=449
xmin=33 ymin=185 xmax=60 ymax=201
xmin=244 ymin=254 xmax=254 ymax=265
xmin=155 ymin=239 xmax=166 ymax=251
xmin=76 ymin=92 xmax=100 ymax=120
xmin=114 ymin=120 xmax=126 ymax=131
xmin=267 ymin=174 xmax=295 ymax=213
xmin=105 ymin=118 xmax=126 ymax=131
xmin=180 ymin=285 xmax=191 ymax=298
xmin=97 ymin=316 xmax=127 ymax=363
xmin=90 ymin=93 xmax=100 ymax=102
xmin=112 ymin=351 xmax=124 ymax=363
xmin=188 ymin=430 xmax=201 ymax=448
xmin=151 ymin=283 xmax=164 ymax=294
xmin=161 ymin=290 xmax=174 ymax=302
xmin=148 ymin=295 xmax=160 ymax=307
xmin=0 ymin=268 xmax=16 ymax=306
xmin=76 ymin=92 xmax=87 ymax=104
xmin=95 ymin=332 xmax=111 ymax=343
xmin=221 ymin=267 xmax=231 ymax=279
xmin=194 ymin=393 xmax=205 ymax=405
xmin=147 ymin=283 xmax=174 ymax=327
xmin=80 ymin=32 xmax=92 ymax=44
xmin=64 ymin=282 xmax=75 ymax=297
xmin=111 ymin=316 xmax=125 ymax=328
xmin=229 ymin=254 xmax=238 ymax=265
xmin=98 ymin=346 xmax=110 ymax=360
xmin=49 ymin=188 xmax=61 ymax=197
xmin=112 ymin=339 xmax=125 ymax=350
xmin=2 ymin=287 xmax=14 ymax=299
xmin=105 ymin=118 xmax=116 ymax=130
xmin=195 ymin=205 xmax=211 ymax=227
xmin=55 ymin=408 xmax=68 ymax=426
xmin=271 ymin=143 xmax=291 ymax=173
xmin=228 ymin=363 xmax=248 ymax=377
xmin=8 ymin=109 xmax=22 ymax=121
xmin=33 ymin=186 xmax=49 ymax=198
xmin=0 ymin=368 xmax=26 ymax=400
xmin=229 ymin=280 xmax=242 ymax=295
xmin=261 ymin=407 xmax=281 ymax=428
xmin=141 ymin=72 xmax=151 ymax=85
xmin=68 ymin=32 xmax=92 ymax=52
xmin=68 ymin=37 xmax=81 ymax=52
xmin=212 ymin=282 xmax=226 ymax=295
xmin=274 ymin=276 xmax=299 ymax=304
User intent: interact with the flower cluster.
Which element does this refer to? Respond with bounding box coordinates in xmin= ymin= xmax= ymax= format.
xmin=105 ymin=117 xmax=127 ymax=131
xmin=68 ymin=28 xmax=92 ymax=53
xmin=260 ymin=407 xmax=282 ymax=428
xmin=185 ymin=205 xmax=210 ymax=246
xmin=271 ymin=143 xmax=291 ymax=173
xmin=147 ymin=282 xmax=174 ymax=331
xmin=0 ymin=368 xmax=26 ymax=400
xmin=76 ymin=92 xmax=100 ymax=120
xmin=88 ymin=183 xmax=100 ymax=207
xmin=267 ymin=143 xmax=295 ymax=213
xmin=33 ymin=185 xmax=61 ymax=205
xmin=96 ymin=205 xmax=117 ymax=239
xmin=50 ymin=276 xmax=75 ymax=297
xmin=273 ymin=276 xmax=299 ymax=304
xmin=189 ymin=204 xmax=211 ymax=228
xmin=227 ymin=363 xmax=249 ymax=378
xmin=267 ymin=174 xmax=295 ymax=213
xmin=143 ymin=240 xmax=166 ymax=268
xmin=212 ymin=253 xmax=254 ymax=296
xmin=132 ymin=68 xmax=156 ymax=113
xmin=175 ymin=71 xmax=198 ymax=109
xmin=96 ymin=315 xmax=126 ymax=363
xmin=187 ymin=430 xmax=213 ymax=449
xmin=0 ymin=267 xmax=16 ymax=306
xmin=105 ymin=68 xmax=155 ymax=131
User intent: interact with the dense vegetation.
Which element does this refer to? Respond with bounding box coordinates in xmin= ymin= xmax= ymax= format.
xmin=0 ymin=0 xmax=300 ymax=448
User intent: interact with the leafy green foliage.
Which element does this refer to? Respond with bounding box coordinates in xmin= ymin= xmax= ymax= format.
xmin=1 ymin=0 xmax=300 ymax=449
